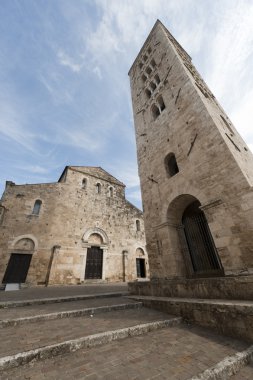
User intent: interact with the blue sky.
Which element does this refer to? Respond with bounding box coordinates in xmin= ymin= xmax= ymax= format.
xmin=1 ymin=0 xmax=253 ymax=209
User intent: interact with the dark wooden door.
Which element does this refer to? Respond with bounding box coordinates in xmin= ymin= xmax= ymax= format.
xmin=85 ymin=247 xmax=103 ymax=279
xmin=136 ymin=258 xmax=146 ymax=278
xmin=182 ymin=201 xmax=223 ymax=277
xmin=2 ymin=253 xmax=32 ymax=283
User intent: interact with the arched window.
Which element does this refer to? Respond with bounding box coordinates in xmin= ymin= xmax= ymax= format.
xmin=151 ymin=104 xmax=160 ymax=120
xmin=143 ymin=54 xmax=148 ymax=62
xmin=147 ymin=47 xmax=152 ymax=54
xmin=109 ymin=187 xmax=113 ymax=197
xmin=136 ymin=220 xmax=141 ymax=231
xmin=145 ymin=66 xmax=152 ymax=75
xmin=96 ymin=183 xmax=101 ymax=194
xmin=150 ymin=59 xmax=156 ymax=68
xmin=154 ymin=74 xmax=160 ymax=85
xmin=142 ymin=74 xmax=147 ymax=83
xmin=165 ymin=153 xmax=179 ymax=177
xmin=157 ymin=95 xmax=165 ymax=111
xmin=145 ymin=89 xmax=152 ymax=99
xmin=139 ymin=62 xmax=143 ymax=69
xmin=32 ymin=200 xmax=42 ymax=215
xmin=82 ymin=178 xmax=87 ymax=189
xmin=150 ymin=81 xmax=157 ymax=91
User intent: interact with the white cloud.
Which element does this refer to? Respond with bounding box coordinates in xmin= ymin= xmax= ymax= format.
xmin=57 ymin=50 xmax=83 ymax=73
xmin=0 ymin=94 xmax=36 ymax=153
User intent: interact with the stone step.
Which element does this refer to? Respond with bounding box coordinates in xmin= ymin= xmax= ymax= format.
xmin=230 ymin=363 xmax=253 ymax=379
xmin=128 ymin=295 xmax=253 ymax=343
xmin=0 ymin=324 xmax=251 ymax=379
xmin=0 ymin=301 xmax=143 ymax=328
xmin=0 ymin=291 xmax=129 ymax=309
xmin=0 ymin=306 xmax=179 ymax=365
xmin=0 ymin=296 xmax=136 ymax=321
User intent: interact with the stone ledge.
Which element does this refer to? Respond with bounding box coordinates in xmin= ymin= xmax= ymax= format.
xmin=0 ymin=291 xmax=129 ymax=309
xmin=128 ymin=296 xmax=253 ymax=342
xmin=188 ymin=345 xmax=253 ymax=380
xmin=128 ymin=275 xmax=253 ymax=300
xmin=0 ymin=317 xmax=181 ymax=370
xmin=0 ymin=302 xmax=143 ymax=328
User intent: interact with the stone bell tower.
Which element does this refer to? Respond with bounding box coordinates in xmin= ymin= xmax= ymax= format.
xmin=128 ymin=20 xmax=253 ymax=286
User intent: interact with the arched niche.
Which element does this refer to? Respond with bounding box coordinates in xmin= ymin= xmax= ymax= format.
xmin=82 ymin=227 xmax=109 ymax=246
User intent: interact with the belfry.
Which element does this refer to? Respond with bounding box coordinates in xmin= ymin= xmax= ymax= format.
xmin=128 ymin=20 xmax=253 ymax=304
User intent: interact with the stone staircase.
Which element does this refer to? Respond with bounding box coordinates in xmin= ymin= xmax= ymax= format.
xmin=0 ymin=290 xmax=252 ymax=379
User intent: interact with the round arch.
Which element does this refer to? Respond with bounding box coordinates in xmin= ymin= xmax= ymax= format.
xmin=10 ymin=234 xmax=38 ymax=251
xmin=82 ymin=227 xmax=109 ymax=245
xmin=167 ymin=194 xmax=200 ymax=225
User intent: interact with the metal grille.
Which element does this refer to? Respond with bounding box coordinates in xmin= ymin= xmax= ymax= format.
xmin=183 ymin=211 xmax=223 ymax=276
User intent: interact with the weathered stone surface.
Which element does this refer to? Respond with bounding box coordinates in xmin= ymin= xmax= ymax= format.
xmin=0 ymin=166 xmax=149 ymax=285
xmin=128 ymin=295 xmax=253 ymax=342
xmin=128 ymin=276 xmax=253 ymax=300
xmin=128 ymin=20 xmax=253 ymax=279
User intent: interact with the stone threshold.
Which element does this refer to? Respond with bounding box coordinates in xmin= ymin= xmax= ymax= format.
xmin=0 ymin=291 xmax=129 ymax=309
xmin=0 ymin=317 xmax=181 ymax=371
xmin=188 ymin=345 xmax=253 ymax=380
xmin=0 ymin=302 xmax=143 ymax=328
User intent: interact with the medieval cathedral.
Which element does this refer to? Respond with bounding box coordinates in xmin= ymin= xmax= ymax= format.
xmin=0 ymin=166 xmax=148 ymax=285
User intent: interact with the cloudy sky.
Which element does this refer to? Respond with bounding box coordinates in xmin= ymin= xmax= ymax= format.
xmin=1 ymin=0 xmax=253 ymax=209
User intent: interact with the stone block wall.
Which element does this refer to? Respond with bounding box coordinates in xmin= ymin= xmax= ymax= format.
xmin=0 ymin=166 xmax=149 ymax=285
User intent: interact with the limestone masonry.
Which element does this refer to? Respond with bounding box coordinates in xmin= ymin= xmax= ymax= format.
xmin=128 ymin=20 xmax=253 ymax=281
xmin=0 ymin=166 xmax=148 ymax=285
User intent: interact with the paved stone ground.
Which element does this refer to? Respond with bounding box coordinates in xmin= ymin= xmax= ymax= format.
xmin=1 ymin=325 xmax=249 ymax=380
xmin=231 ymin=363 xmax=253 ymax=379
xmin=0 ymin=296 xmax=135 ymax=320
xmin=0 ymin=283 xmax=128 ymax=302
xmin=0 ymin=307 xmax=171 ymax=357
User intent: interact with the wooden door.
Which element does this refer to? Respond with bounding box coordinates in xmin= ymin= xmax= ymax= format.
xmin=2 ymin=253 xmax=32 ymax=283
xmin=85 ymin=247 xmax=103 ymax=279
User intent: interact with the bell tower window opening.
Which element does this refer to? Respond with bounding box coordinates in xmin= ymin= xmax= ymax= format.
xmin=136 ymin=220 xmax=141 ymax=231
xmin=150 ymin=81 xmax=157 ymax=92
xmin=145 ymin=89 xmax=152 ymax=99
xmin=154 ymin=74 xmax=160 ymax=85
xmin=151 ymin=104 xmax=160 ymax=120
xmin=145 ymin=66 xmax=152 ymax=75
xmin=157 ymin=95 xmax=165 ymax=111
xmin=142 ymin=74 xmax=147 ymax=83
xmin=165 ymin=153 xmax=179 ymax=177
xmin=150 ymin=59 xmax=156 ymax=68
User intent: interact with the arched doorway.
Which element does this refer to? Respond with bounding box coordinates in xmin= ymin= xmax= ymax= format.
xmin=3 ymin=238 xmax=35 ymax=283
xmin=84 ymin=233 xmax=103 ymax=279
xmin=136 ymin=248 xmax=146 ymax=278
xmin=182 ymin=200 xmax=223 ymax=277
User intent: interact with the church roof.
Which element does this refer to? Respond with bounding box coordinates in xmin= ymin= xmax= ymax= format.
xmin=58 ymin=166 xmax=125 ymax=187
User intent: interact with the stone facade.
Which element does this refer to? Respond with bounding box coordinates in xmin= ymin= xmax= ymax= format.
xmin=0 ymin=166 xmax=148 ymax=285
xmin=128 ymin=20 xmax=253 ymax=281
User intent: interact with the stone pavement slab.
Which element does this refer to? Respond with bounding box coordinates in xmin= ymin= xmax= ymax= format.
xmin=0 ymin=307 xmax=172 ymax=358
xmin=0 ymin=296 xmax=136 ymax=320
xmin=0 ymin=283 xmax=128 ymax=302
xmin=1 ymin=325 xmax=249 ymax=380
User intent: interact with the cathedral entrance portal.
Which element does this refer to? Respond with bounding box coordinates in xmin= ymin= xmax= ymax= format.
xmin=182 ymin=201 xmax=223 ymax=277
xmin=3 ymin=253 xmax=32 ymax=283
xmin=84 ymin=247 xmax=103 ymax=279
